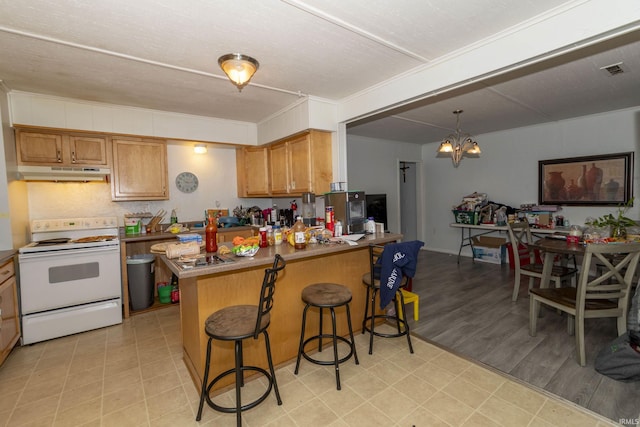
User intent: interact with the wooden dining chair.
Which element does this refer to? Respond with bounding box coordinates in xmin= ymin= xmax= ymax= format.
xmin=507 ymin=222 xmax=578 ymax=301
xmin=529 ymin=242 xmax=640 ymax=366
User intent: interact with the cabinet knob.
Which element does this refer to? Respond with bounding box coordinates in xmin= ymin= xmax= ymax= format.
xmin=57 ymin=150 xmax=62 ymax=162
xmin=71 ymin=151 xmax=76 ymax=163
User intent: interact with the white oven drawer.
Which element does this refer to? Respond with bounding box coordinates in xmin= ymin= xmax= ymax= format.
xmin=21 ymin=298 xmax=122 ymax=345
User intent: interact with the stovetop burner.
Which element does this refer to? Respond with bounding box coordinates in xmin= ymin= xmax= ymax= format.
xmin=35 ymin=238 xmax=71 ymax=246
xmin=20 ymin=216 xmax=120 ymax=255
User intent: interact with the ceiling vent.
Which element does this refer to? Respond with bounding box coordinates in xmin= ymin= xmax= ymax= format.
xmin=600 ymin=62 xmax=626 ymax=76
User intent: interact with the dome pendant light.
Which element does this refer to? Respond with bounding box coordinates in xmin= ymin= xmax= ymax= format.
xmin=218 ymin=53 xmax=259 ymax=92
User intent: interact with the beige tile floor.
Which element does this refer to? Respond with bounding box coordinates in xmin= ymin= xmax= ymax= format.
xmin=0 ymin=306 xmax=618 ymax=427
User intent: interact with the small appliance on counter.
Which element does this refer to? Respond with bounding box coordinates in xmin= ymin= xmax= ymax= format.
xmin=301 ymin=192 xmax=316 ymax=226
xmin=324 ymin=191 xmax=366 ymax=234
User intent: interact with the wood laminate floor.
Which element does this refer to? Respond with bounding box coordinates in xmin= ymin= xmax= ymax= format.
xmin=408 ymin=250 xmax=640 ymax=425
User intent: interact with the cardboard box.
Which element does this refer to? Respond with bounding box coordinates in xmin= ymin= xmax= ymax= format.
xmin=471 ymin=236 xmax=507 ymax=264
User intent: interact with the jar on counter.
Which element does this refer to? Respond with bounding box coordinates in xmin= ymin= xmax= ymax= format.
xmin=267 ymin=226 xmax=275 ymax=246
xmin=273 ymin=225 xmax=283 ymax=245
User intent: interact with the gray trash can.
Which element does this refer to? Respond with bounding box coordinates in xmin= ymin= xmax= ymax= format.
xmin=127 ymin=254 xmax=156 ymax=311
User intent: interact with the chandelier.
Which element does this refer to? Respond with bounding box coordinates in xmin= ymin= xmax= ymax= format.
xmin=218 ymin=53 xmax=259 ymax=92
xmin=436 ymin=110 xmax=481 ymax=167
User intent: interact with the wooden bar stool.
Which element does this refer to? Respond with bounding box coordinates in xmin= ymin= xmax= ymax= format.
xmin=196 ymin=255 xmax=286 ymax=426
xmin=294 ymin=282 xmax=359 ymax=390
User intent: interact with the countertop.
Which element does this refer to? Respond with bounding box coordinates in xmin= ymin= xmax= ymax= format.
xmin=119 ymin=225 xmax=256 ymax=243
xmin=0 ymin=250 xmax=16 ymax=264
xmin=160 ymin=232 xmax=402 ymax=279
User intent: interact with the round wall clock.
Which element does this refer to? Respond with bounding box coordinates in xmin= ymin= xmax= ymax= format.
xmin=175 ymin=171 xmax=199 ymax=193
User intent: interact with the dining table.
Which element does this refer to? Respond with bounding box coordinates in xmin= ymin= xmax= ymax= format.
xmin=527 ymin=237 xmax=585 ymax=289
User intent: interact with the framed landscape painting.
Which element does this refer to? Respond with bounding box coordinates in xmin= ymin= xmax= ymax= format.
xmin=538 ymin=152 xmax=633 ymax=206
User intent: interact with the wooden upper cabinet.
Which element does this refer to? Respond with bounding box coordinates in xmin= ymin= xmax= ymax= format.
xmin=111 ymin=137 xmax=168 ymax=201
xmin=236 ymin=146 xmax=270 ymax=197
xmin=269 ymin=142 xmax=289 ymax=195
xmin=16 ymin=128 xmax=109 ymax=166
xmin=68 ymin=135 xmax=108 ymax=165
xmin=287 ymin=135 xmax=313 ymax=194
xmin=270 ymin=130 xmax=332 ymax=196
xmin=237 ymin=130 xmax=333 ymax=198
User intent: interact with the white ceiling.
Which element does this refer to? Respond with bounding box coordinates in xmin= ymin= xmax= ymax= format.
xmin=0 ymin=1 xmax=638 ymax=145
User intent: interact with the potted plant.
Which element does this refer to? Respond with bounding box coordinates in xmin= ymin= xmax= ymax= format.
xmin=586 ymin=198 xmax=636 ymax=239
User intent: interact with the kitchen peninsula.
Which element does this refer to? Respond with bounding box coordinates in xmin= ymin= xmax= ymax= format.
xmin=160 ymin=233 xmax=402 ymax=392
xmin=119 ymin=225 xmax=256 ymax=317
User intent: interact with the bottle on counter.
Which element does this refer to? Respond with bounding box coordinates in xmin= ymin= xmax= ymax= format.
xmin=366 ymin=217 xmax=376 ymax=234
xmin=292 ymin=216 xmax=307 ymax=250
xmin=334 ymin=221 xmax=343 ymax=237
xmin=205 ymin=215 xmax=218 ymax=253
xmin=170 ymin=208 xmax=178 ymax=224
xmin=259 ymin=227 xmax=268 ymax=248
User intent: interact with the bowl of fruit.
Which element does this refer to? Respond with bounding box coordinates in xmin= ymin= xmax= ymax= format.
xmin=231 ymin=236 xmax=260 ymax=257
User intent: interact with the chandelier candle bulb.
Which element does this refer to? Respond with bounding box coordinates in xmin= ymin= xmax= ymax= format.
xmin=436 ymin=110 xmax=481 ymax=167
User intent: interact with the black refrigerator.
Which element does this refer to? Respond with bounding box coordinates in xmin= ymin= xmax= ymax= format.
xmin=365 ymin=194 xmax=387 ymax=231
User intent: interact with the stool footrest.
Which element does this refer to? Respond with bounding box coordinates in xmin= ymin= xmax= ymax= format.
xmin=300 ymin=334 xmax=355 ymax=366
xmin=362 ymin=314 xmax=410 ymax=338
xmin=203 ymin=366 xmax=276 ymax=414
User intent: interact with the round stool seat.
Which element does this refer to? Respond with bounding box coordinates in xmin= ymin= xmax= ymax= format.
xmin=302 ymin=283 xmax=352 ymax=307
xmin=295 ymin=282 xmax=359 ymax=390
xmin=205 ymin=305 xmax=269 ymax=340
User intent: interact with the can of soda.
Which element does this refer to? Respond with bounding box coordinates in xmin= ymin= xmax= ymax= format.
xmin=325 ymin=206 xmax=334 ymax=234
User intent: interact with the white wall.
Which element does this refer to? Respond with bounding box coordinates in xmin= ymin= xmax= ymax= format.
xmin=346 ymin=135 xmax=422 ymax=234
xmin=25 ymin=143 xmax=271 ymax=225
xmin=422 ymin=107 xmax=640 ymax=256
xmin=0 ymin=87 xmax=29 ymax=249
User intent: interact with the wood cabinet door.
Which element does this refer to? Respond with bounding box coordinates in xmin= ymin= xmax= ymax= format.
xmin=308 ymin=130 xmax=333 ymax=194
xmin=217 ymin=228 xmax=255 ymax=243
xmin=17 ymin=131 xmax=64 ymax=164
xmin=243 ymin=147 xmax=270 ymax=196
xmin=287 ymin=135 xmax=312 ymax=194
xmin=0 ymin=275 xmax=20 ymax=366
xmin=269 ymin=142 xmax=289 ymax=195
xmin=111 ymin=137 xmax=168 ymax=200
xmin=68 ymin=135 xmax=108 ymax=165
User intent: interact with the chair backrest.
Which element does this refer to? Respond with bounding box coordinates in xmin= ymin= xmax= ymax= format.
xmin=254 ymin=254 xmax=286 ymax=338
xmin=578 ymin=243 xmax=640 ymax=310
xmin=507 ymin=222 xmax=536 ymax=269
xmin=368 ymin=244 xmax=385 ymax=286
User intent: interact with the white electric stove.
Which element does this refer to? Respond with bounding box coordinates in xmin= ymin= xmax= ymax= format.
xmin=18 ymin=216 xmax=123 ymax=344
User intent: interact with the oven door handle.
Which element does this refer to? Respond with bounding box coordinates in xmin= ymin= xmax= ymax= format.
xmin=19 ymin=245 xmax=120 ymax=260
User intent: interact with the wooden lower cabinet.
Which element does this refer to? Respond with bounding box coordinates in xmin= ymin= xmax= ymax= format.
xmin=217 ymin=228 xmax=255 ymax=243
xmin=121 ymin=238 xmax=179 ymax=318
xmin=0 ymin=258 xmax=20 ymax=366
